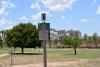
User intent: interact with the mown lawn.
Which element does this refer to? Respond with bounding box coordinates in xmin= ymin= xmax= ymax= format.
xmin=47 ymin=48 xmax=100 ymax=58
xmin=0 ymin=48 xmax=100 ymax=67
xmin=0 ymin=48 xmax=9 ymax=54
xmin=0 ymin=48 xmax=100 ymax=58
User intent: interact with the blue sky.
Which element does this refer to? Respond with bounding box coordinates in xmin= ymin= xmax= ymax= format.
xmin=0 ymin=0 xmax=100 ymax=36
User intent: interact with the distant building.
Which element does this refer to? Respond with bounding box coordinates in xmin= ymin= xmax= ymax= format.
xmin=50 ymin=28 xmax=58 ymax=41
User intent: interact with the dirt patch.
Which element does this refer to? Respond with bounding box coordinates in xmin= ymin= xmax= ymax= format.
xmin=11 ymin=58 xmax=100 ymax=67
xmin=8 ymin=59 xmax=89 ymax=67
xmin=0 ymin=55 xmax=100 ymax=67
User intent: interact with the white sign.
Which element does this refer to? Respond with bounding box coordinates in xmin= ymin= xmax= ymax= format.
xmin=38 ymin=23 xmax=50 ymax=40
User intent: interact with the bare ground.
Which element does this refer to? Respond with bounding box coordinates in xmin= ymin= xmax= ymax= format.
xmin=10 ymin=58 xmax=100 ymax=67
xmin=0 ymin=55 xmax=100 ymax=67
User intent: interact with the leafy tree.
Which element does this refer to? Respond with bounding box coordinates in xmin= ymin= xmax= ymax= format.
xmin=97 ymin=37 xmax=100 ymax=47
xmin=64 ymin=36 xmax=82 ymax=55
xmin=59 ymin=35 xmax=65 ymax=45
xmin=92 ymin=33 xmax=98 ymax=48
xmin=0 ymin=35 xmax=3 ymax=50
xmin=5 ymin=23 xmax=41 ymax=54
xmin=0 ymin=31 xmax=5 ymax=50
xmin=83 ymin=34 xmax=88 ymax=47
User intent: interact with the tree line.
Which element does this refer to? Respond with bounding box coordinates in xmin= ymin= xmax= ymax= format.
xmin=50 ymin=29 xmax=100 ymax=55
xmin=0 ymin=23 xmax=100 ymax=54
xmin=50 ymin=29 xmax=100 ymax=49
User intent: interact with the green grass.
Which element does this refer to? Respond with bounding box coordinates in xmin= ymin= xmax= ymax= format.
xmin=0 ymin=47 xmax=100 ymax=58
xmin=0 ymin=48 xmax=100 ymax=67
xmin=0 ymin=47 xmax=9 ymax=57
xmin=0 ymin=47 xmax=9 ymax=54
xmin=48 ymin=49 xmax=100 ymax=58
xmin=14 ymin=48 xmax=43 ymax=53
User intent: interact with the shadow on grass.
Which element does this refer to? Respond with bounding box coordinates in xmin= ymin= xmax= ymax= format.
xmin=13 ymin=53 xmax=42 ymax=55
xmin=65 ymin=53 xmax=76 ymax=55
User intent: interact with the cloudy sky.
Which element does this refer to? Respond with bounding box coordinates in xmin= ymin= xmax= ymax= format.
xmin=0 ymin=0 xmax=100 ymax=36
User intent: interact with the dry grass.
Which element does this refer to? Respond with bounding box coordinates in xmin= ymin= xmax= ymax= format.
xmin=0 ymin=48 xmax=100 ymax=67
xmin=0 ymin=55 xmax=100 ymax=67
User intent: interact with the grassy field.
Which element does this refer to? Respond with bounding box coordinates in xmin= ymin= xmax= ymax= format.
xmin=1 ymin=47 xmax=100 ymax=58
xmin=48 ymin=48 xmax=100 ymax=58
xmin=0 ymin=48 xmax=100 ymax=67
xmin=0 ymin=48 xmax=100 ymax=59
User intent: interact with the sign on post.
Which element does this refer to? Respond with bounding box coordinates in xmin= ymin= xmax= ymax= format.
xmin=41 ymin=13 xmax=46 ymax=21
xmin=38 ymin=13 xmax=50 ymax=67
xmin=38 ymin=23 xmax=50 ymax=41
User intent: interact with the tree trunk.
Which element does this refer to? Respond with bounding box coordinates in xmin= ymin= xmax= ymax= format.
xmin=1 ymin=45 xmax=3 ymax=50
xmin=74 ymin=46 xmax=77 ymax=55
xmin=14 ymin=47 xmax=16 ymax=51
xmin=21 ymin=47 xmax=24 ymax=54
xmin=95 ymin=43 xmax=97 ymax=48
xmin=86 ymin=41 xmax=89 ymax=48
xmin=1 ymin=46 xmax=3 ymax=50
xmin=49 ymin=41 xmax=51 ymax=48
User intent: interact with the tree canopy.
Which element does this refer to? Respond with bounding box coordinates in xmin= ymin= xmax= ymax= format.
xmin=0 ymin=35 xmax=3 ymax=50
xmin=64 ymin=36 xmax=81 ymax=47
xmin=5 ymin=23 xmax=41 ymax=53
xmin=64 ymin=36 xmax=82 ymax=55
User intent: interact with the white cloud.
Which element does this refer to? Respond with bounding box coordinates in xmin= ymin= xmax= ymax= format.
xmin=0 ymin=0 xmax=15 ymax=8
xmin=96 ymin=6 xmax=100 ymax=14
xmin=0 ymin=8 xmax=6 ymax=15
xmin=30 ymin=2 xmax=41 ymax=10
xmin=0 ymin=18 xmax=19 ymax=30
xmin=92 ymin=0 xmax=96 ymax=5
xmin=9 ymin=2 xmax=15 ymax=8
xmin=0 ymin=18 xmax=13 ymax=25
xmin=61 ymin=16 xmax=66 ymax=20
xmin=81 ymin=18 xmax=90 ymax=23
xmin=5 ymin=25 xmax=13 ymax=30
xmin=0 ymin=18 xmax=14 ymax=30
xmin=32 ymin=11 xmax=49 ymax=21
xmin=19 ymin=16 xmax=28 ymax=21
xmin=0 ymin=0 xmax=15 ymax=15
xmin=42 ymin=0 xmax=78 ymax=12
xmin=32 ymin=13 xmax=40 ymax=21
xmin=0 ymin=18 xmax=6 ymax=25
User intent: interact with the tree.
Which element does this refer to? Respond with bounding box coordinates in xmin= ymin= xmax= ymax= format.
xmin=57 ymin=30 xmax=67 ymax=47
xmin=97 ymin=37 xmax=100 ymax=48
xmin=92 ymin=33 xmax=98 ymax=48
xmin=64 ymin=36 xmax=82 ymax=55
xmin=5 ymin=23 xmax=41 ymax=54
xmin=0 ymin=31 xmax=5 ymax=50
xmin=59 ymin=35 xmax=65 ymax=45
xmin=83 ymin=34 xmax=88 ymax=47
xmin=0 ymin=35 xmax=3 ymax=50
